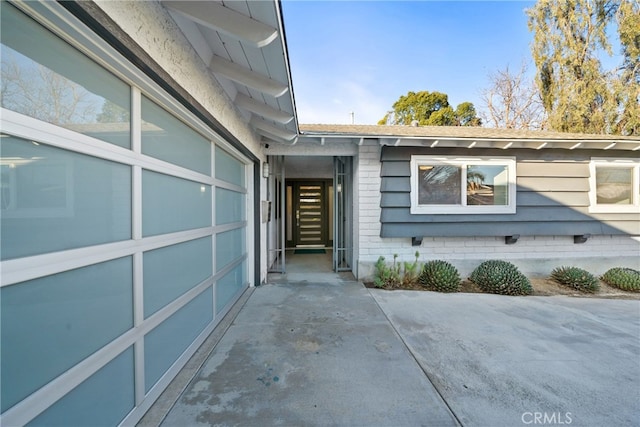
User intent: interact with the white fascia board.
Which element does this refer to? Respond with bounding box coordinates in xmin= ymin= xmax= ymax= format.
xmin=210 ymin=55 xmax=288 ymax=97
xmin=250 ymin=117 xmax=297 ymax=141
xmin=235 ymin=93 xmax=293 ymax=124
xmin=163 ymin=1 xmax=278 ymax=48
xmin=298 ymin=132 xmax=640 ymax=150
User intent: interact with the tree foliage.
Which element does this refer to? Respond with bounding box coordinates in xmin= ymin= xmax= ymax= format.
xmin=455 ymin=102 xmax=481 ymax=126
xmin=481 ymin=62 xmax=546 ymax=130
xmin=378 ymin=90 xmax=481 ymax=126
xmin=527 ymin=0 xmax=639 ymax=135
xmin=613 ymin=0 xmax=640 ymax=135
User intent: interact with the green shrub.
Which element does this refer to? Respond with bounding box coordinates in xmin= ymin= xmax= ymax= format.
xmin=373 ymin=255 xmax=401 ymax=288
xmin=470 ymin=260 xmax=532 ymax=296
xmin=419 ymin=260 xmax=460 ymax=292
xmin=601 ymin=267 xmax=640 ymax=292
xmin=550 ymin=266 xmax=600 ymax=293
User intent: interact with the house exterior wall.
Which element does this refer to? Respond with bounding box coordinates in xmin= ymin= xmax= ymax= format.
xmin=0 ymin=2 xmax=262 ymax=425
xmin=356 ymin=143 xmax=640 ymax=280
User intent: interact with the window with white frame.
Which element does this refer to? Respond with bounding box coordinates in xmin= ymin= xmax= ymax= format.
xmin=589 ymin=158 xmax=640 ymax=213
xmin=410 ymin=156 xmax=517 ymax=214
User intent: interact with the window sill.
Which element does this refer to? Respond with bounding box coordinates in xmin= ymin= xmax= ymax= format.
xmin=588 ymin=205 xmax=640 ymax=214
xmin=410 ymin=206 xmax=517 ymax=215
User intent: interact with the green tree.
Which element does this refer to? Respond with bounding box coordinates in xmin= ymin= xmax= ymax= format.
xmin=455 ymin=102 xmax=482 ymax=126
xmin=527 ymin=0 xmax=639 ymax=135
xmin=378 ymin=90 xmax=481 ymax=126
xmin=612 ymin=0 xmax=640 ymax=135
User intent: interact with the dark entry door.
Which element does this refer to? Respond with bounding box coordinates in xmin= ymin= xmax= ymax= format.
xmin=293 ymin=181 xmax=327 ymax=247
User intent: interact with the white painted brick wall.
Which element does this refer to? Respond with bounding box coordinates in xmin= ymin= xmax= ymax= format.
xmin=358 ymin=234 xmax=640 ymax=280
xmin=398 ymin=235 xmax=640 ymax=260
xmin=357 ymin=144 xmax=383 ymax=269
xmin=355 ymin=143 xmax=640 ymax=280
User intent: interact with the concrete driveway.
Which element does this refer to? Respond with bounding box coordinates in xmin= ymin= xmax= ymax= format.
xmin=157 ymin=281 xmax=458 ymax=426
xmin=371 ymin=290 xmax=640 ymax=427
xmin=149 ymin=282 xmax=640 ymax=426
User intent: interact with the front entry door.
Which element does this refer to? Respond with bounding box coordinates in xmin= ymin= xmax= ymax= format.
xmin=293 ymin=181 xmax=327 ymax=247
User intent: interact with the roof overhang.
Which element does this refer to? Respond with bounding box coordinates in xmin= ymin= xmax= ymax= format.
xmin=296 ymin=125 xmax=640 ymax=151
xmin=161 ymin=0 xmax=298 ymax=144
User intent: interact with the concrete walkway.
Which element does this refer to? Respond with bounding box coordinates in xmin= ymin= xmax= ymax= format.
xmin=145 ymin=278 xmax=640 ymax=426
xmin=157 ymin=280 xmax=458 ymax=426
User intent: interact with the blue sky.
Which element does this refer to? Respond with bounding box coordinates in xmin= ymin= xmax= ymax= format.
xmin=281 ymin=1 xmax=537 ymax=125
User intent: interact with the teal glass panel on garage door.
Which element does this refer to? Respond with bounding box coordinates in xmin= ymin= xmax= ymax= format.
xmin=26 ymin=347 xmax=134 ymax=427
xmin=216 ymin=261 xmax=246 ymax=313
xmin=142 ymin=170 xmax=211 ymax=237
xmin=0 ymin=135 xmax=131 ymax=260
xmin=215 ymin=146 xmax=245 ymax=187
xmin=144 ymin=288 xmax=213 ymax=392
xmin=0 ymin=4 xmax=131 ymax=148
xmin=0 ymin=257 xmax=133 ymax=412
xmin=215 ymin=228 xmax=245 ymax=271
xmin=215 ymin=188 xmax=245 ymax=225
xmin=142 ymin=96 xmax=211 ymax=175
xmin=143 ymin=237 xmax=213 ymax=318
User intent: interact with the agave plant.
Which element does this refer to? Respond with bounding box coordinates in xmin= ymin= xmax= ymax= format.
xmin=470 ymin=260 xmax=532 ymax=296
xmin=601 ymin=267 xmax=640 ymax=292
xmin=550 ymin=266 xmax=600 ymax=293
xmin=419 ymin=260 xmax=460 ymax=292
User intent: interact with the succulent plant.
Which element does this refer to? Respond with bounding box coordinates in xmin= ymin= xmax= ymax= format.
xmin=550 ymin=266 xmax=600 ymax=293
xmin=402 ymin=251 xmax=422 ymax=286
xmin=470 ymin=260 xmax=532 ymax=296
xmin=601 ymin=267 xmax=640 ymax=292
xmin=419 ymin=260 xmax=460 ymax=292
xmin=373 ymin=256 xmax=401 ymax=288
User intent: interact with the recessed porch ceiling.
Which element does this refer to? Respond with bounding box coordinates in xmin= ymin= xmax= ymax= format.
xmin=161 ymin=0 xmax=297 ymax=144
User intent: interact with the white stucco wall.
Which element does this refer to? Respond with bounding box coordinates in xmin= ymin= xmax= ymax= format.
xmin=355 ymin=143 xmax=640 ymax=280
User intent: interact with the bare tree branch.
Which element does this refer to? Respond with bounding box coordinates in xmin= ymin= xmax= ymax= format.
xmin=480 ymin=62 xmax=547 ymax=130
xmin=1 ymin=51 xmax=97 ymax=125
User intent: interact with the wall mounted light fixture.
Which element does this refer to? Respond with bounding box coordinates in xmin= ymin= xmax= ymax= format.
xmin=574 ymin=234 xmax=590 ymax=244
xmin=505 ymin=235 xmax=520 ymax=245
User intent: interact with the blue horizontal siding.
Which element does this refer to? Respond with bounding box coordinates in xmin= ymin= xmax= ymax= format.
xmin=379 ymin=146 xmax=638 ymax=238
xmin=380 ymin=161 xmax=410 ymax=177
